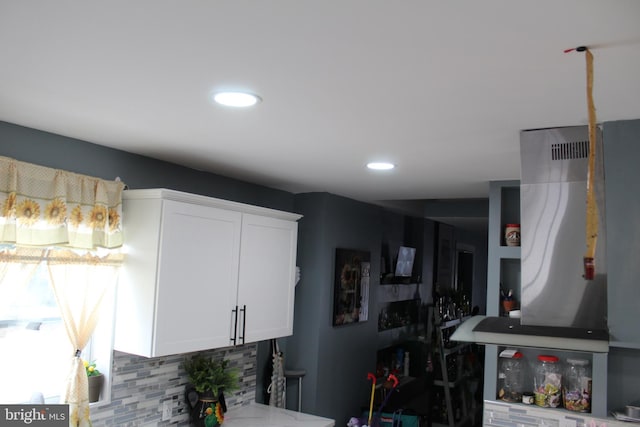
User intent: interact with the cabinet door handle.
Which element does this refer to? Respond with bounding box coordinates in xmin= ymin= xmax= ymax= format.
xmin=239 ymin=305 xmax=246 ymax=344
xmin=231 ymin=306 xmax=238 ymax=345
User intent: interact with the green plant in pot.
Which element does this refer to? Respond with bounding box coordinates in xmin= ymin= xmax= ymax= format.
xmin=84 ymin=360 xmax=104 ymax=403
xmin=184 ymin=355 xmax=239 ymax=427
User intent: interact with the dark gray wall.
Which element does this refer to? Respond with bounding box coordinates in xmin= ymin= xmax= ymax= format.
xmin=604 ymin=119 xmax=640 ymax=345
xmin=603 ymin=119 xmax=640 ymax=408
xmin=283 ymin=192 xmax=384 ymax=425
xmin=0 ymin=121 xmax=294 ymax=211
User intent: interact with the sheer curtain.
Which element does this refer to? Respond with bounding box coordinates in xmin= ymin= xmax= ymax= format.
xmin=0 ymin=246 xmax=44 ymax=319
xmin=0 ymin=156 xmax=125 ymax=427
xmin=48 ymin=251 xmax=122 ymax=427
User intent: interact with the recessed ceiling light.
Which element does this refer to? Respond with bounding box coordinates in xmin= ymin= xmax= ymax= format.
xmin=367 ymin=162 xmax=395 ymax=170
xmin=212 ymin=91 xmax=261 ymax=107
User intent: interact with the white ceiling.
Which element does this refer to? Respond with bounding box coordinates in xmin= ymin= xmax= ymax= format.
xmin=1 ymin=1 xmax=640 ymax=206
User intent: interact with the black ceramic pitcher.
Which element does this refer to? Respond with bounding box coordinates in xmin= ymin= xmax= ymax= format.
xmin=185 ymin=388 xmax=227 ymax=427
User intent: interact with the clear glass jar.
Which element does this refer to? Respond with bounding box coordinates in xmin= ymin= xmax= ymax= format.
xmin=534 ymin=354 xmax=562 ymax=408
xmin=498 ymin=351 xmax=525 ymax=402
xmin=563 ymin=358 xmax=591 ymax=412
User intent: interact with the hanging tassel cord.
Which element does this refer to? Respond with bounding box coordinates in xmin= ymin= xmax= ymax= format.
xmin=565 ymin=45 xmax=598 ymax=280
xmin=584 ymin=48 xmax=598 ymax=267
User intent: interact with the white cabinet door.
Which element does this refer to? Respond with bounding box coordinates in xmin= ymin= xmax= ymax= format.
xmin=115 ymin=196 xmax=243 ymax=357
xmin=237 ymin=214 xmax=298 ymax=344
xmin=153 ymin=200 xmax=242 ymax=356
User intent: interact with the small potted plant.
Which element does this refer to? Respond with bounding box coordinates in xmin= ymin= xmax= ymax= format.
xmin=184 ymin=355 xmax=239 ymax=426
xmin=84 ymin=360 xmax=104 ymax=403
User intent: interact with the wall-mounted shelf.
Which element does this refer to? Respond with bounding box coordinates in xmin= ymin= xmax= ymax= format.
xmin=441 ymin=343 xmax=471 ymax=357
xmin=609 ymin=341 xmax=640 ymax=350
xmin=378 ymin=299 xmax=420 ymax=331
xmin=494 ymin=246 xmax=520 ymax=260
xmin=434 ymin=374 xmax=471 ymax=389
xmin=438 ymin=317 xmax=464 ymax=329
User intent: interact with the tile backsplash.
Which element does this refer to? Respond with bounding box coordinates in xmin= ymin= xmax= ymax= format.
xmin=483 ymin=400 xmax=626 ymax=427
xmin=91 ymin=344 xmax=257 ymax=426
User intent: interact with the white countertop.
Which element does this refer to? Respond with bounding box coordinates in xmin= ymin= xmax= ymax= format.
xmin=223 ymin=403 xmax=335 ymax=427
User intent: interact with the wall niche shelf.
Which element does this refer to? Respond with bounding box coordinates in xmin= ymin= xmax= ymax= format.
xmin=487 ymin=180 xmax=521 ymax=318
xmin=495 ymin=246 xmax=520 ymax=260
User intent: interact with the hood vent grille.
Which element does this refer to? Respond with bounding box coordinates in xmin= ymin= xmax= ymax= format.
xmin=551 ymin=140 xmax=589 ymax=160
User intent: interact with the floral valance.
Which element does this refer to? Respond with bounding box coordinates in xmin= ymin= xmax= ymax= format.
xmin=0 ymin=156 xmax=125 ymax=249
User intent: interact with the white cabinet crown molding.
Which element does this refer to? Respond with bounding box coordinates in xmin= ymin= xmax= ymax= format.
xmin=123 ymin=188 xmax=302 ymax=222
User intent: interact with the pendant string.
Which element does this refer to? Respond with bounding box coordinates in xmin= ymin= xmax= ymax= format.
xmin=565 ymin=45 xmax=598 ymax=279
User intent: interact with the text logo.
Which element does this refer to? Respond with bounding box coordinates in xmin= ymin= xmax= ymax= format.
xmin=1 ymin=405 xmax=68 ymax=426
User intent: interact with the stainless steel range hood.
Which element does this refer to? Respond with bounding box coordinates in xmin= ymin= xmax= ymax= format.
xmin=452 ymin=126 xmax=609 ymax=352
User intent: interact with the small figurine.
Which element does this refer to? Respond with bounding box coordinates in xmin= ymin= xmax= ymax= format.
xmin=347 ymin=417 xmax=361 ymax=427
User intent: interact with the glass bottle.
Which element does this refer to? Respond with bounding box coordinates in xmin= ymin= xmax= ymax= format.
xmin=563 ymin=358 xmax=591 ymax=412
xmin=533 ymin=354 xmax=562 ymax=408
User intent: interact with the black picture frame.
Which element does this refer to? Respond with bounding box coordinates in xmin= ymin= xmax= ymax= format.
xmin=333 ymin=248 xmax=370 ymax=326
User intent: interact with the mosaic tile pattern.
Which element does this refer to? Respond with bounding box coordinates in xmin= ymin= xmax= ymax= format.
xmin=483 ymin=400 xmax=626 ymax=427
xmin=90 ymin=344 xmax=257 ymax=427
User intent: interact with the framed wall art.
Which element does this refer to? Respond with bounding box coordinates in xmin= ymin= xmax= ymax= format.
xmin=333 ymin=248 xmax=370 ymax=326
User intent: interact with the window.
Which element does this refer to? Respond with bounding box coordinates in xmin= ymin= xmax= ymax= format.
xmin=0 ymin=261 xmax=116 ymax=404
xmin=0 ymin=156 xmax=124 ymax=425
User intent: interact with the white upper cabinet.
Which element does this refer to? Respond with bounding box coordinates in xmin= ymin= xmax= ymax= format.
xmin=114 ymin=189 xmax=301 ymax=358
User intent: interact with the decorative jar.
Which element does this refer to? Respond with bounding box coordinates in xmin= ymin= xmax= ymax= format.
xmin=534 ymin=354 xmax=562 ymax=408
xmin=563 ymin=358 xmax=591 ymax=412
xmin=498 ymin=350 xmax=525 ymax=402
